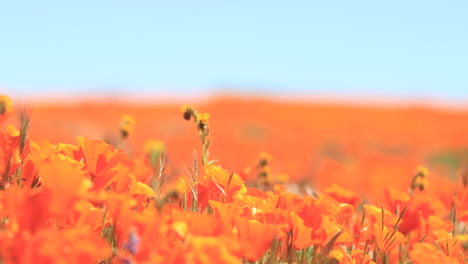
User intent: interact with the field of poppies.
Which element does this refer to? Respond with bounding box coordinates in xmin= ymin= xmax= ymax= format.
xmin=1 ymin=94 xmax=468 ymax=263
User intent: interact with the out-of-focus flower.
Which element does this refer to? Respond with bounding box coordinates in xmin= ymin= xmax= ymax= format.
xmin=384 ymin=187 xmax=410 ymax=213
xmin=120 ymin=114 xmax=136 ymax=138
xmin=0 ymin=95 xmax=13 ymax=115
xmin=329 ymin=246 xmax=352 ymax=264
xmin=271 ymin=173 xmax=289 ymax=184
xmin=329 ymin=248 xmax=344 ymax=261
xmin=399 ymin=192 xmax=445 ymax=234
xmin=187 ymin=236 xmax=240 ymax=264
xmin=0 ymin=128 xmax=22 ymax=188
xmin=236 ymin=219 xmax=278 ymax=261
xmin=457 ymin=234 xmax=468 ymax=251
xmin=363 ymin=204 xmax=398 ymax=227
xmin=143 ymin=140 xmax=165 ymax=155
xmin=180 ymin=104 xmax=194 ymax=120
xmin=290 ymin=211 xmax=316 ymax=249
xmin=416 ymin=166 xmax=429 ymax=177
xmin=409 ymin=242 xmax=453 ymax=264
xmin=410 ymin=166 xmax=429 ymax=193
xmin=196 ymin=113 xmax=210 ymax=130
xmin=323 ymin=184 xmax=361 ymax=208
xmin=39 ymin=153 xmax=92 ymax=215
xmin=122 ymin=229 xmax=140 ymax=255
xmin=258 ymin=152 xmax=273 ymax=167
xmin=196 ymin=113 xmax=210 ymax=125
xmin=374 ymin=223 xmax=405 ymax=253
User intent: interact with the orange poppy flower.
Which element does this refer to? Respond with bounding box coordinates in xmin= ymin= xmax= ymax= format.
xmin=2 ymin=185 xmax=51 ymax=233
xmin=172 ymin=212 xmax=225 ymax=237
xmin=289 ymin=211 xmax=317 ymax=249
xmin=254 ymin=209 xmax=291 ymax=236
xmin=399 ymin=192 xmax=445 ymax=235
xmin=76 ymin=137 xmax=128 ymax=190
xmin=418 ymin=215 xmax=453 ymax=243
xmin=72 ymin=200 xmax=108 ymax=231
xmin=351 ymin=249 xmax=377 ymax=264
xmin=276 ymin=192 xmax=304 ymax=212
xmin=384 ymin=186 xmax=410 ymax=213
xmin=187 ymin=236 xmax=241 ymax=264
xmin=454 ymin=186 xmax=468 ymax=222
xmin=409 ymin=242 xmax=454 ymax=264
xmin=363 ymin=204 xmax=398 ymax=227
xmin=194 ymin=165 xmax=247 ymax=210
xmin=39 ymin=153 xmax=91 ymax=215
xmin=236 ymin=219 xmax=279 ymax=261
xmin=323 ymin=184 xmax=362 ymax=208
xmin=35 ymin=227 xmax=111 ymax=264
xmin=329 ymin=246 xmax=353 ymax=264
xmin=374 ymin=223 xmax=406 ymax=254
xmin=0 ymin=128 xmax=22 ymax=187
xmin=209 ymin=200 xmax=250 ymax=227
xmin=205 ymin=164 xmax=247 ymax=197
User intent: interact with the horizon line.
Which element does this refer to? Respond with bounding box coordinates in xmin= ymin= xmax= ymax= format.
xmin=3 ymin=88 xmax=468 ymax=111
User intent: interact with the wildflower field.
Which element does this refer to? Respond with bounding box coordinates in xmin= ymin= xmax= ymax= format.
xmin=1 ymin=94 xmax=468 ymax=263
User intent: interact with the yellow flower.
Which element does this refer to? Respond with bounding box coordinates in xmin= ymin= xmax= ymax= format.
xmin=6 ymin=125 xmax=20 ymax=136
xmin=196 ymin=113 xmax=210 ymax=124
xmin=181 ymin=104 xmax=194 ymax=120
xmin=456 ymin=234 xmax=468 ymax=250
xmin=180 ymin=104 xmax=190 ymax=113
xmin=411 ymin=166 xmax=429 ymax=192
xmin=170 ymin=221 xmax=189 ymax=239
xmin=413 ymin=176 xmax=429 ymax=191
xmin=120 ymin=114 xmax=136 ymax=138
xmin=0 ymin=95 xmax=13 ymax=115
xmin=258 ymin=165 xmax=272 ymax=182
xmin=143 ymin=139 xmax=165 ymax=154
xmin=258 ymin=152 xmax=273 ymax=167
xmin=329 ymin=249 xmax=344 ymax=261
xmin=417 ymin=166 xmax=429 ymax=177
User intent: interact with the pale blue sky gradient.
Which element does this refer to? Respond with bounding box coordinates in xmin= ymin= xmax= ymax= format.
xmin=1 ymin=1 xmax=467 ymax=100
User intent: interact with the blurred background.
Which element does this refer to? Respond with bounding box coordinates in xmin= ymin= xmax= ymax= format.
xmin=1 ymin=0 xmax=468 ymax=103
xmin=1 ymin=0 xmax=467 ymax=201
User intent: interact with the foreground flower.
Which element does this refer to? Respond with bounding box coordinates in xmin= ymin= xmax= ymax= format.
xmin=409 ymin=242 xmax=457 ymax=264
xmin=187 ymin=236 xmax=241 ymax=264
xmin=0 ymin=94 xmax=467 ymax=264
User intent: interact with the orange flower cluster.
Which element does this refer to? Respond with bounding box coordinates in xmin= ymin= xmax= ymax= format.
xmin=0 ymin=96 xmax=467 ymax=263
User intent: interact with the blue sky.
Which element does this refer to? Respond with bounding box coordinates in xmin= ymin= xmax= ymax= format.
xmin=1 ymin=1 xmax=467 ymax=100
